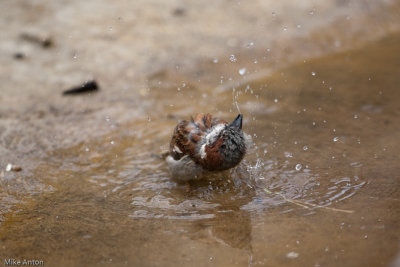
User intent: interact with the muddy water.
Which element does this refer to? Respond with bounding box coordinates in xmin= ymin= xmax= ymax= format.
xmin=1 ymin=34 xmax=400 ymax=266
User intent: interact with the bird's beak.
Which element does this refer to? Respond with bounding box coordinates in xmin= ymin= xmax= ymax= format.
xmin=229 ymin=114 xmax=243 ymax=130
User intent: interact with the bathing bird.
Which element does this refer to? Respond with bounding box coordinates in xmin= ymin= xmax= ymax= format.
xmin=166 ymin=113 xmax=246 ymax=182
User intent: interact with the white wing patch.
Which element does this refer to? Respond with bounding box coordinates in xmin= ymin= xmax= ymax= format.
xmin=199 ymin=123 xmax=226 ymax=159
xmin=205 ymin=124 xmax=226 ymax=145
xmin=173 ymin=145 xmax=183 ymax=154
xmin=200 ymin=143 xmax=207 ymax=159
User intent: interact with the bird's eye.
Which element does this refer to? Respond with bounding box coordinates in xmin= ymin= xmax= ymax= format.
xmin=220 ymin=144 xmax=226 ymax=149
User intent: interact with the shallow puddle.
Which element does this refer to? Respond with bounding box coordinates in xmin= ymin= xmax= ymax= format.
xmin=1 ymin=33 xmax=400 ymax=266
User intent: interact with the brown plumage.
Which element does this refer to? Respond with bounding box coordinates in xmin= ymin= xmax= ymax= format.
xmin=169 ymin=113 xmax=227 ymax=161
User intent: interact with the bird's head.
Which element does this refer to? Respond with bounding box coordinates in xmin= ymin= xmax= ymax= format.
xmin=198 ymin=114 xmax=246 ymax=171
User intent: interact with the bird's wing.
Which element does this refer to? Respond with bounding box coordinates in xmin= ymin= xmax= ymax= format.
xmin=193 ymin=113 xmax=227 ymax=129
xmin=169 ymin=114 xmax=228 ymax=161
xmin=169 ymin=120 xmax=197 ymax=160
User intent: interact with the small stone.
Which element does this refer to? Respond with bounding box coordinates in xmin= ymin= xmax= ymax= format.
xmin=13 ymin=52 xmax=25 ymax=60
xmin=5 ymin=164 xmax=22 ymax=172
xmin=172 ymin=7 xmax=185 ymax=16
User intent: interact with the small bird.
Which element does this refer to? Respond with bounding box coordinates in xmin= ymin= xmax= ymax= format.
xmin=166 ymin=113 xmax=246 ymax=182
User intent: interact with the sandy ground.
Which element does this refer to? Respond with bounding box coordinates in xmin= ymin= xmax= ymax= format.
xmin=1 ymin=0 xmax=399 ymax=166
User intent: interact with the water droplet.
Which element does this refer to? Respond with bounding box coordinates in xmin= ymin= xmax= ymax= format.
xmin=274 ymin=98 xmax=278 ymax=103
xmin=238 ymin=68 xmax=246 ymax=75
xmin=353 ymin=114 xmax=358 ymax=119
xmin=333 ymin=137 xmax=339 ymax=142
xmin=297 ymin=24 xmax=302 ymax=29
xmin=229 ymin=54 xmax=237 ymax=62
xmin=110 ymin=140 xmax=115 ymax=145
xmin=5 ymin=164 xmax=12 ymax=172
xmin=73 ymin=53 xmax=78 ymax=59
xmin=364 ymin=235 xmax=368 ymax=239
xmin=266 ymin=48 xmax=271 ymax=52
xmin=283 ymin=26 xmax=288 ymax=31
xmin=286 ymin=252 xmax=299 ymax=259
xmin=85 ymin=147 xmax=90 ymax=152
xmin=311 ymin=71 xmax=316 ymax=76
xmin=213 ymin=58 xmax=219 ymax=63
xmin=295 ymin=164 xmax=302 ymax=171
xmin=303 ymin=146 xmax=308 ymax=151
xmin=309 ymin=10 xmax=314 ymax=15
xmin=312 ymin=121 xmax=316 ymax=126
xmin=284 ymin=152 xmax=293 ymax=158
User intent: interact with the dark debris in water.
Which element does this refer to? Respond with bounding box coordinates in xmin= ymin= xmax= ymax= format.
xmin=13 ymin=52 xmax=25 ymax=60
xmin=19 ymin=32 xmax=53 ymax=48
xmin=62 ymin=80 xmax=99 ymax=95
xmin=172 ymin=7 xmax=186 ymax=17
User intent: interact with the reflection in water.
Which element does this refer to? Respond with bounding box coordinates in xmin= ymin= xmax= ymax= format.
xmin=1 ymin=33 xmax=400 ymax=266
xmin=211 ymin=210 xmax=252 ymax=250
